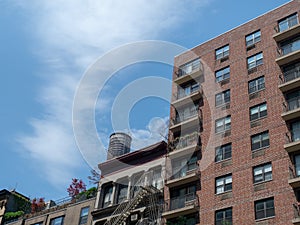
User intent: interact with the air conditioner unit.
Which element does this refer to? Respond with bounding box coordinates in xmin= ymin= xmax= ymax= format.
xmin=131 ymin=214 xmax=138 ymax=221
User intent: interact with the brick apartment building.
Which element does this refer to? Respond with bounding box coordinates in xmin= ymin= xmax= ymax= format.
xmin=163 ymin=0 xmax=300 ymax=224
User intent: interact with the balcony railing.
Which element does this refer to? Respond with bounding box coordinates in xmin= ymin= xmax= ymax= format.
xmin=279 ymin=38 xmax=300 ymax=56
xmin=286 ymin=128 xmax=300 ymax=144
xmin=164 ymin=193 xmax=198 ymax=212
xmin=173 ymin=109 xmax=199 ymax=125
xmin=280 ymin=68 xmax=300 ymax=84
xmin=172 ymin=132 xmax=199 ymax=150
xmin=171 ymin=166 xmax=198 ymax=180
xmin=293 ymin=203 xmax=300 ymax=221
xmin=177 ymin=60 xmax=201 ymax=78
xmin=175 ymin=86 xmax=201 ymax=101
xmin=285 ymin=97 xmax=300 ymax=112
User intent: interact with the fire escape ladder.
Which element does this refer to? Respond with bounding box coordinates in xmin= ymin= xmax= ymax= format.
xmin=104 ymin=171 xmax=161 ymax=225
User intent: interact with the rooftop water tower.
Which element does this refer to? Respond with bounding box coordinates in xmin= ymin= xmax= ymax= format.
xmin=107 ymin=132 xmax=132 ymax=160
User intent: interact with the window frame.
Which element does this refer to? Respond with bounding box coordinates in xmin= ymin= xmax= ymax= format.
xmin=248 ymin=76 xmax=265 ymax=94
xmin=250 ymin=102 xmax=267 ymax=121
xmin=255 ymin=198 xmax=275 ymax=220
xmin=50 ymin=216 xmax=64 ymax=225
xmin=215 ymin=116 xmax=231 ymax=134
xmin=215 ymin=89 xmax=230 ymax=107
xmin=278 ymin=13 xmax=298 ymax=32
xmin=215 ymin=45 xmax=229 ymax=60
xmin=251 ymin=131 xmax=270 ymax=151
xmin=246 ymin=30 xmax=261 ymax=47
xmin=215 ymin=66 xmax=230 ymax=83
xmin=253 ymin=163 xmax=272 ymax=184
xmin=215 ymin=143 xmax=232 ymax=162
xmin=215 ymin=174 xmax=232 ymax=194
xmin=247 ymin=52 xmax=263 ymax=70
xmin=215 ymin=207 xmax=232 ymax=225
xmin=79 ymin=207 xmax=89 ymax=225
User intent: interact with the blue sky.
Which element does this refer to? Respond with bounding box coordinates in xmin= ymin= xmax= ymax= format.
xmin=0 ymin=0 xmax=289 ymax=201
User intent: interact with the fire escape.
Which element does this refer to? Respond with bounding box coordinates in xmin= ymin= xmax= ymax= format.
xmin=103 ymin=171 xmax=162 ymax=225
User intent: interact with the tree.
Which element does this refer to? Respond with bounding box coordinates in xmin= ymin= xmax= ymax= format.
xmin=67 ymin=178 xmax=86 ymax=198
xmin=87 ymin=169 xmax=101 ymax=184
xmin=31 ymin=198 xmax=45 ymax=213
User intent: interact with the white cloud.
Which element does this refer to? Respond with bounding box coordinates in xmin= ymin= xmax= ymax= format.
xmin=16 ymin=0 xmax=211 ymax=188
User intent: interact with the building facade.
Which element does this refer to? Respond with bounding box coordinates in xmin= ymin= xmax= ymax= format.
xmin=164 ymin=0 xmax=300 ymax=224
xmin=4 ymin=193 xmax=96 ymax=225
xmin=92 ymin=141 xmax=167 ymax=225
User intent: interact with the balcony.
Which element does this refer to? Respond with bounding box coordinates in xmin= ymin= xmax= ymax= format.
xmin=166 ymin=168 xmax=199 ymax=188
xmin=279 ymin=68 xmax=300 ymax=92
xmin=162 ymin=193 xmax=199 ymax=220
xmin=169 ymin=109 xmax=202 ymax=133
xmin=174 ymin=60 xmax=203 ymax=85
xmin=273 ymin=23 xmax=300 ymax=42
xmin=169 ymin=132 xmax=200 ymax=157
xmin=284 ymin=129 xmax=300 ymax=153
xmin=289 ymin=166 xmax=300 ymax=189
xmin=282 ymin=97 xmax=300 ymax=121
xmin=172 ymin=89 xmax=202 ymax=108
xmin=276 ymin=38 xmax=300 ymax=66
xmin=293 ymin=203 xmax=300 ymax=224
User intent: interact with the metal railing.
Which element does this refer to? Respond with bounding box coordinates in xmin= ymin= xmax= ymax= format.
xmin=175 ymin=87 xmax=201 ymax=101
xmin=164 ymin=193 xmax=198 ymax=212
xmin=171 ymin=167 xmax=198 ymax=180
xmin=177 ymin=60 xmax=202 ymax=78
xmin=293 ymin=203 xmax=300 ymax=220
xmin=280 ymin=68 xmax=300 ymax=84
xmin=285 ymin=127 xmax=300 ymax=143
xmin=173 ymin=108 xmax=200 ymax=125
xmin=172 ymin=132 xmax=199 ymax=150
xmin=278 ymin=38 xmax=300 ymax=57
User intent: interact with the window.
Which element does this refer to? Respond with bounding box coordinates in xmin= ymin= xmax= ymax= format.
xmin=246 ymin=30 xmax=261 ymax=47
xmin=117 ymin=183 xmax=128 ymax=203
xmin=50 ymin=216 xmax=64 ymax=225
xmin=177 ymin=82 xmax=200 ymax=99
xmin=282 ymin=62 xmax=300 ymax=82
xmin=253 ymin=163 xmax=272 ymax=183
xmin=102 ymin=185 xmax=113 ymax=207
xmin=250 ymin=103 xmax=267 ymax=121
xmin=255 ymin=198 xmax=275 ymax=220
xmin=248 ymin=76 xmax=265 ymax=94
xmin=33 ymin=223 xmax=43 ymax=225
xmin=281 ymin=36 xmax=300 ymax=55
xmin=251 ymin=131 xmax=270 ymax=151
xmin=286 ymin=90 xmax=300 ymax=111
xmin=173 ymin=154 xmax=198 ymax=179
xmin=216 ymin=45 xmax=229 ymax=60
xmin=179 ymin=58 xmax=201 ymax=77
xmin=295 ymin=155 xmax=300 ymax=177
xmin=175 ymin=103 xmax=199 ymax=123
xmin=291 ymin=120 xmax=300 ymax=142
xmin=215 ymin=208 xmax=232 ymax=225
xmin=170 ymin=185 xmax=197 ymax=210
xmin=79 ymin=207 xmax=89 ymax=225
xmin=215 ymin=89 xmax=230 ymax=107
xmin=247 ymin=52 xmax=263 ymax=69
xmin=215 ymin=67 xmax=230 ymax=82
xmin=152 ymin=168 xmax=163 ymax=189
xmin=278 ymin=13 xmax=298 ymax=32
xmin=215 ymin=143 xmax=232 ymax=162
xmin=215 ymin=116 xmax=231 ymax=133
xmin=216 ymin=174 xmax=232 ymax=194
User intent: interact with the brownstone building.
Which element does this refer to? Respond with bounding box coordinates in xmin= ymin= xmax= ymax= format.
xmin=164 ymin=0 xmax=300 ymax=224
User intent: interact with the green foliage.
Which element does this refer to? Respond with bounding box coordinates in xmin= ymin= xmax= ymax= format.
xmin=11 ymin=192 xmax=31 ymax=213
xmin=76 ymin=187 xmax=97 ymax=201
xmin=4 ymin=211 xmax=24 ymax=221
